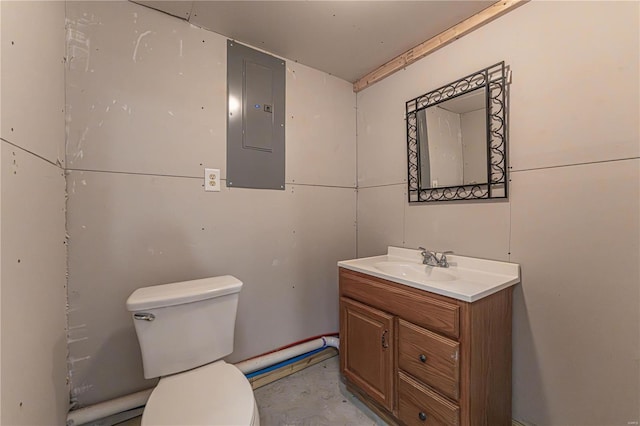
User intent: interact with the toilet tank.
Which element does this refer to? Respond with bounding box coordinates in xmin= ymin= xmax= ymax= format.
xmin=126 ymin=276 xmax=243 ymax=379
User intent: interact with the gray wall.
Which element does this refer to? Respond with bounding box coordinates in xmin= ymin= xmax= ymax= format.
xmin=65 ymin=1 xmax=356 ymax=407
xmin=0 ymin=1 xmax=69 ymax=424
xmin=356 ymin=1 xmax=639 ymax=425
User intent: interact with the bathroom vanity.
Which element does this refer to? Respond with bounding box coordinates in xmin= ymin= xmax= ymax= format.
xmin=338 ymin=247 xmax=520 ymax=426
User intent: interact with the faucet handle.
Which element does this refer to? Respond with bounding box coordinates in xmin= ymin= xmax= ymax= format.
xmin=437 ymin=251 xmax=453 ymax=267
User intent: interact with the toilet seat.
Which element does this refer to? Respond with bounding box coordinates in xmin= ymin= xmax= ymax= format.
xmin=142 ymin=361 xmax=259 ymax=426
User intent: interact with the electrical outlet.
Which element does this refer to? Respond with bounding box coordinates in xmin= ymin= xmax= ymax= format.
xmin=204 ymin=168 xmax=220 ymax=192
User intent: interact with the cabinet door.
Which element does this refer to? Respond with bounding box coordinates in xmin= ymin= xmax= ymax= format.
xmin=340 ymin=297 xmax=394 ymax=411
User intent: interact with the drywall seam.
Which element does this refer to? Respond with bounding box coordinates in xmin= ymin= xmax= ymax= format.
xmin=281 ymin=182 xmax=356 ymax=190
xmin=66 ymin=167 xmax=212 ymax=180
xmin=355 ymin=95 xmax=359 ymax=257
xmin=507 ymin=184 xmax=512 ymax=262
xmin=510 ymin=156 xmax=639 ymax=174
xmin=358 ymin=182 xmax=406 ymax=189
xmin=66 ymin=168 xmax=357 ymax=189
xmin=0 ymin=5 xmax=3 ymax=417
xmin=0 ymin=105 xmax=3 ymax=426
xmin=63 ymin=1 xmax=71 ymax=412
xmin=402 ymin=185 xmax=407 ymax=247
xmin=186 ymin=2 xmax=195 ymax=21
xmin=1 ymin=138 xmax=62 ymax=170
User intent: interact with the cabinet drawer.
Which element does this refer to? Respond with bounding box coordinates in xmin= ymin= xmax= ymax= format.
xmin=398 ymin=371 xmax=459 ymax=426
xmin=339 ymin=269 xmax=460 ymax=338
xmin=398 ymin=319 xmax=460 ymax=400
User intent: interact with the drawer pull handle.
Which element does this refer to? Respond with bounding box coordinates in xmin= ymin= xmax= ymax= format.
xmin=381 ymin=330 xmax=389 ymax=349
xmin=419 ymin=354 xmax=427 ymax=363
xmin=418 ymin=412 xmax=427 ymax=421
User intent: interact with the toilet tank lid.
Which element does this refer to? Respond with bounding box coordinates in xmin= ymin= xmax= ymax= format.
xmin=126 ymin=275 xmax=243 ymax=311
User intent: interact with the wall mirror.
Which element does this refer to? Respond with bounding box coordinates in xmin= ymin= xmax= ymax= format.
xmin=406 ymin=62 xmax=508 ymax=202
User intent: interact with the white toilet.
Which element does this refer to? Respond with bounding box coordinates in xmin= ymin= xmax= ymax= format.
xmin=126 ymin=275 xmax=259 ymax=426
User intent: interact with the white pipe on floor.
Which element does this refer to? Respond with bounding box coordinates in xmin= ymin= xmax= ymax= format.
xmin=65 ymin=336 xmax=339 ymax=425
xmin=66 ymin=388 xmax=153 ymax=426
xmin=322 ymin=336 xmax=340 ymax=350
xmin=235 ymin=336 xmax=339 ymax=374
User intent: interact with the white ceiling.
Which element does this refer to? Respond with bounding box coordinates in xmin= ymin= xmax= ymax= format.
xmin=135 ymin=1 xmax=494 ymax=83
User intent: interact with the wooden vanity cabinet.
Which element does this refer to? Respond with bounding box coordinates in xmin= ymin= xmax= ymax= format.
xmin=339 ymin=268 xmax=513 ymax=426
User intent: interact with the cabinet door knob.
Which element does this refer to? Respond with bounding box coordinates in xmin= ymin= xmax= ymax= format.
xmin=419 ymin=354 xmax=427 ymax=363
xmin=418 ymin=412 xmax=427 ymax=421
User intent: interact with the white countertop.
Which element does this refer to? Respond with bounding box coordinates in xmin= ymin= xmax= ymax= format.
xmin=338 ymin=246 xmax=520 ymax=302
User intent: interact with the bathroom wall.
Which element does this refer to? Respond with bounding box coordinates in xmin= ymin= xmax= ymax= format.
xmin=0 ymin=1 xmax=69 ymax=424
xmin=65 ymin=1 xmax=356 ymax=407
xmin=356 ymin=1 xmax=639 ymax=425
xmin=0 ymin=4 xmax=3 ymax=419
xmin=0 ymin=6 xmax=3 ymax=419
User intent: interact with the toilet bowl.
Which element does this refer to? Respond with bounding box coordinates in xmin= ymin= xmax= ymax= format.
xmin=142 ymin=361 xmax=258 ymax=426
xmin=126 ymin=276 xmax=259 ymax=425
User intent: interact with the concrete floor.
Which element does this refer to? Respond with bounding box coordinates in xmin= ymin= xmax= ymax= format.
xmin=255 ymin=356 xmax=384 ymax=426
xmin=116 ymin=356 xmax=385 ymax=426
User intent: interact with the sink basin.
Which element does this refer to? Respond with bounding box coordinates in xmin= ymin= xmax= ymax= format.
xmin=338 ymin=246 xmax=521 ymax=302
xmin=374 ymin=261 xmax=457 ymax=282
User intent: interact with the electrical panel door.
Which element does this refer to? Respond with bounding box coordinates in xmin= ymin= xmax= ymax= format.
xmin=227 ymin=41 xmax=285 ymax=190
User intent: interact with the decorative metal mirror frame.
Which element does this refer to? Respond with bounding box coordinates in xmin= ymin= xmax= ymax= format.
xmin=406 ymin=62 xmax=508 ymax=203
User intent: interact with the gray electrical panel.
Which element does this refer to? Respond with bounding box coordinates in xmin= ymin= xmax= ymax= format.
xmin=227 ymin=40 xmax=286 ymax=190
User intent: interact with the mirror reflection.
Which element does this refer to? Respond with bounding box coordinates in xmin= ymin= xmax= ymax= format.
xmin=417 ymin=88 xmax=487 ymax=189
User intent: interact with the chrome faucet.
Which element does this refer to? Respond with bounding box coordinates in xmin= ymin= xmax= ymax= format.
xmin=419 ymin=247 xmax=453 ymax=268
xmin=419 ymin=247 xmax=439 ymax=266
